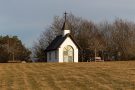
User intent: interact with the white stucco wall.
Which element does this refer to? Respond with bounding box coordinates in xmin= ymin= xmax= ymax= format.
xmin=63 ymin=30 xmax=70 ymax=36
xmin=58 ymin=37 xmax=78 ymax=63
xmin=47 ymin=36 xmax=79 ymax=63
xmin=47 ymin=50 xmax=58 ymax=62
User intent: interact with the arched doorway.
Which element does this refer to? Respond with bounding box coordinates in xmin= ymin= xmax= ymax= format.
xmin=63 ymin=45 xmax=74 ymax=62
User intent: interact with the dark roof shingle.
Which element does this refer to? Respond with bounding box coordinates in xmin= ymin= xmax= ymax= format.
xmin=45 ymin=34 xmax=81 ymax=51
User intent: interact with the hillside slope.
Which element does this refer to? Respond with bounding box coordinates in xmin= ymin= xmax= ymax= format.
xmin=0 ymin=62 xmax=135 ymax=90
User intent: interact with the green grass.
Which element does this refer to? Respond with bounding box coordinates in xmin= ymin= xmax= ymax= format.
xmin=0 ymin=61 xmax=135 ymax=90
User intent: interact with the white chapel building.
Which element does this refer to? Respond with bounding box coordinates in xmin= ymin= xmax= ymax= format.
xmin=45 ymin=13 xmax=81 ymax=63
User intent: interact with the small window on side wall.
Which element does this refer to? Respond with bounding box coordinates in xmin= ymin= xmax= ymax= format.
xmin=55 ymin=51 xmax=58 ymax=59
xmin=49 ymin=52 xmax=51 ymax=61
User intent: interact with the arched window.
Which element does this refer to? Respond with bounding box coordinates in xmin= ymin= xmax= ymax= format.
xmin=63 ymin=45 xmax=74 ymax=62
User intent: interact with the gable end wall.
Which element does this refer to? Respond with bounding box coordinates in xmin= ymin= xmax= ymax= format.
xmin=58 ymin=37 xmax=78 ymax=62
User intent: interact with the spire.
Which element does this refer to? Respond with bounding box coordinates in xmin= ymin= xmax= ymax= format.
xmin=62 ymin=12 xmax=69 ymax=30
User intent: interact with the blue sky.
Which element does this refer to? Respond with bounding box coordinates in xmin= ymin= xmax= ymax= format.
xmin=0 ymin=0 xmax=135 ymax=47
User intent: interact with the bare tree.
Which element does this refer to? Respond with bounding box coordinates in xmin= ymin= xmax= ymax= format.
xmin=33 ymin=14 xmax=135 ymax=61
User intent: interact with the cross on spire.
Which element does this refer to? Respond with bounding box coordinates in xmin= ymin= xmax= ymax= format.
xmin=64 ymin=11 xmax=68 ymax=21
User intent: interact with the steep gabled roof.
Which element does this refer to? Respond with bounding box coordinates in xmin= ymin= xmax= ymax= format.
xmin=45 ymin=34 xmax=81 ymax=51
xmin=45 ymin=35 xmax=64 ymax=51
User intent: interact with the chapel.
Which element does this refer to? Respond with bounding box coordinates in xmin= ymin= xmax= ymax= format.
xmin=45 ymin=12 xmax=81 ymax=62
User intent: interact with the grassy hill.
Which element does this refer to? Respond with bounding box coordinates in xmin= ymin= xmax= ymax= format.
xmin=0 ymin=61 xmax=135 ymax=90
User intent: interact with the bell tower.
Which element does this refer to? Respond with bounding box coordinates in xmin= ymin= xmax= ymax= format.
xmin=62 ymin=12 xmax=70 ymax=36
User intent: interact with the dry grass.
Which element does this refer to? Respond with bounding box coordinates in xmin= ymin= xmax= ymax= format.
xmin=0 ymin=61 xmax=135 ymax=90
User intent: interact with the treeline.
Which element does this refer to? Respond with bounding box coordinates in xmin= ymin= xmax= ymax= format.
xmin=0 ymin=35 xmax=31 ymax=63
xmin=33 ymin=13 xmax=135 ymax=61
